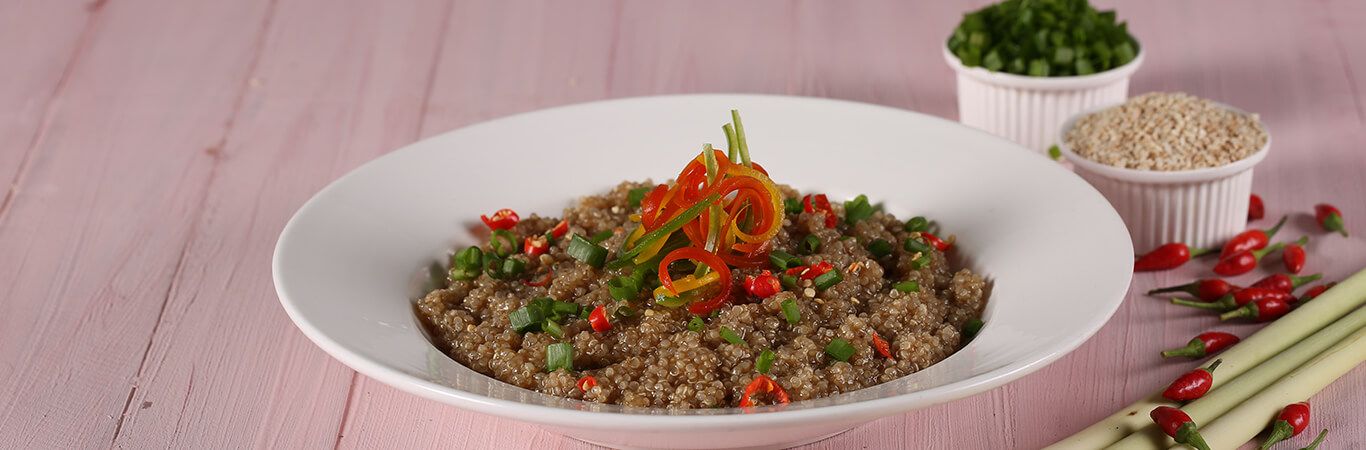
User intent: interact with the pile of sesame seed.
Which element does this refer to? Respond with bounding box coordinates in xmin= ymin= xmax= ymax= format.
xmin=1064 ymin=92 xmax=1268 ymax=171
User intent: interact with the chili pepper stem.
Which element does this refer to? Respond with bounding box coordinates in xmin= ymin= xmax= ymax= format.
xmin=1172 ymin=297 xmax=1230 ymax=311
xmin=1176 ymin=422 xmax=1212 ymax=450
xmin=1148 ymin=281 xmax=1197 ymax=296
xmin=1301 ymin=429 xmax=1328 ymax=450
xmin=1259 ymin=420 xmax=1295 ymax=450
xmin=1323 ymin=213 xmax=1348 ymax=237
xmin=1291 ymin=273 xmax=1323 ymax=289
xmin=1265 ymin=215 xmax=1289 ymax=240
xmin=1189 ymin=245 xmax=1218 ymax=258
xmin=1221 ymin=304 xmax=1256 ymax=321
xmin=1161 ymin=341 xmax=1205 ymax=358
xmin=1205 ymin=359 xmax=1222 ymax=373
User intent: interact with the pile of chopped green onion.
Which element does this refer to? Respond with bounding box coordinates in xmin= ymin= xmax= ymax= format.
xmin=947 ymin=0 xmax=1139 ymax=77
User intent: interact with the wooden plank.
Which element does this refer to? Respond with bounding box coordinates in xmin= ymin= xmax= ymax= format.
xmin=104 ymin=0 xmax=453 ymax=448
xmin=0 ymin=0 xmax=96 ymax=217
xmin=0 ymin=0 xmax=276 ymax=447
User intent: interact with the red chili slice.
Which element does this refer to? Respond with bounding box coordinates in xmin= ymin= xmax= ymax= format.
xmin=738 ymin=374 xmax=791 ymax=407
xmin=576 ymin=375 xmax=598 ymax=392
xmin=480 ymin=208 xmax=520 ymax=230
xmin=872 ymin=333 xmax=893 ymax=359
xmin=522 ymin=269 xmax=553 ymax=287
xmin=743 ymin=270 xmax=782 ymax=299
xmin=549 ymin=220 xmax=569 ymax=239
xmin=802 ymin=194 xmax=837 ymax=228
xmin=524 ymin=235 xmax=549 ymax=257
xmin=588 ymin=305 xmax=611 ymax=333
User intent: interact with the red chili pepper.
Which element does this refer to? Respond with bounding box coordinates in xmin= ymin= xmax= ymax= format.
xmin=785 ymin=261 xmax=833 ymax=281
xmin=742 ymin=270 xmax=782 ymax=299
xmin=871 ymin=333 xmax=893 ymax=359
xmin=1162 ymin=359 xmax=1221 ymax=402
xmin=1135 ymin=243 xmax=1214 ymax=272
xmin=548 ymin=220 xmax=569 ymax=240
xmin=1249 ymin=273 xmax=1321 ymax=294
xmin=522 ymin=269 xmax=553 ymax=287
xmin=1314 ymin=204 xmax=1348 ymax=237
xmin=1213 ymin=237 xmax=1305 ymax=277
xmin=919 ymin=232 xmax=952 ymax=251
xmin=588 ymin=305 xmax=611 ymax=333
xmin=1259 ymin=402 xmax=1310 ymax=450
xmin=1220 ymin=215 xmax=1287 ymax=259
xmin=1281 ymin=245 xmax=1306 ymax=274
xmin=1171 ymin=287 xmax=1295 ymax=312
xmin=524 ymin=235 xmax=550 ymax=257
xmin=1248 ymin=194 xmax=1264 ymax=221
xmin=738 ymin=374 xmax=791 ymax=407
xmin=1161 ymin=332 xmax=1240 ymax=359
xmin=1220 ymin=297 xmax=1292 ymax=322
xmin=1299 ymin=282 xmax=1335 ymax=303
xmin=802 ymin=194 xmax=837 ymax=228
xmin=1148 ymin=279 xmax=1241 ymax=301
xmin=576 ymin=375 xmax=598 ymax=392
xmin=480 ymin=208 xmax=520 ymax=230
xmin=1150 ymin=406 xmax=1211 ymax=450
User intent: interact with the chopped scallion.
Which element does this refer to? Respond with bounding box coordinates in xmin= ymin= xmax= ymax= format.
xmin=720 ymin=327 xmax=747 ymax=346
xmin=867 ymin=239 xmax=893 ymax=259
xmin=779 ymin=274 xmax=799 ymax=290
xmin=894 ymin=281 xmax=921 ymax=293
xmin=843 ymin=195 xmax=875 ymax=224
xmin=911 ymin=253 xmax=932 ymax=270
xmin=769 ymin=250 xmax=802 ymax=271
xmin=626 ymin=187 xmax=651 ymax=209
xmin=687 ymin=316 xmax=705 ymax=332
xmin=546 ymin=342 xmax=574 ymax=372
xmin=568 ymin=234 xmax=608 ymax=268
xmin=781 ymin=299 xmax=800 ymax=324
xmin=801 ymin=235 xmax=822 ymax=255
xmin=904 ymin=216 xmax=930 ymax=233
xmin=543 ymin=319 xmax=565 ymax=339
xmin=589 ymin=230 xmax=614 ymax=244
xmin=756 ymin=349 xmax=775 ymax=374
xmin=813 ymin=269 xmax=843 ymax=290
xmin=904 ymin=237 xmax=933 ymax=255
xmin=489 ymin=229 xmax=517 ymax=257
xmin=825 ymin=338 xmax=854 ymax=362
xmin=784 ymin=198 xmax=803 ymax=215
xmin=963 ymin=319 xmax=985 ymax=342
xmin=509 ymin=306 xmax=544 ymax=333
xmin=1048 ymin=145 xmax=1062 ymax=160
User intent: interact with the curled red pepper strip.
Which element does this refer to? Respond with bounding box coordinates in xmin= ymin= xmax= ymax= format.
xmin=738 ymin=374 xmax=791 ymax=407
xmin=549 ymin=220 xmax=569 ymax=240
xmin=657 ymin=247 xmax=733 ymax=315
xmin=480 ymin=208 xmax=520 ymax=230
xmin=639 ymin=184 xmax=671 ymax=230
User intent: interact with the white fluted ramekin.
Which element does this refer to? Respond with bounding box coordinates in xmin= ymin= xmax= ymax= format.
xmin=943 ymin=46 xmax=1144 ymax=153
xmin=1057 ymin=102 xmax=1271 ymax=252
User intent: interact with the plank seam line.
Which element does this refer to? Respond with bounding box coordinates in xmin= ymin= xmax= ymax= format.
xmin=106 ymin=0 xmax=281 ymax=445
xmin=1325 ymin=11 xmax=1365 ymax=125
xmin=601 ymin=0 xmax=623 ymax=95
xmin=331 ymin=1 xmax=458 ymax=446
xmin=0 ymin=0 xmax=106 ymax=227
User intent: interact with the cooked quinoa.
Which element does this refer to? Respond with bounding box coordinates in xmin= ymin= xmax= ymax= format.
xmin=416 ymin=182 xmax=988 ymax=409
xmin=1064 ymin=92 xmax=1268 ymax=171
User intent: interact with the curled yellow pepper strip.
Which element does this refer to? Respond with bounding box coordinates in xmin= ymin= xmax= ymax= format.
xmin=651 ymin=270 xmax=720 ymax=307
xmin=722 ymin=164 xmax=783 ymax=244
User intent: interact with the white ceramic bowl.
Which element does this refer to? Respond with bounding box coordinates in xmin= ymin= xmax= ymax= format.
xmin=943 ymin=46 xmax=1144 ymax=153
xmin=273 ymin=95 xmax=1134 ymax=449
xmin=1057 ymin=101 xmax=1271 ymax=252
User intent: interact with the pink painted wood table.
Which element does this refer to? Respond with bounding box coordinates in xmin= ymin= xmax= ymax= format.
xmin=3 ymin=1 xmax=1364 ymax=448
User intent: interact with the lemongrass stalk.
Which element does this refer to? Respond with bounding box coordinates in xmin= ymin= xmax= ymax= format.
xmin=1048 ymin=268 xmax=1366 ymax=449
xmin=1177 ymin=325 xmax=1366 ymax=449
xmin=1106 ymin=305 xmax=1366 ymax=449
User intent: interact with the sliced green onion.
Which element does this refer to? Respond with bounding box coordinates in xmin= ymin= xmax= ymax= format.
xmin=779 ymin=274 xmax=799 ymax=290
xmin=756 ymin=349 xmax=775 ymax=374
xmin=627 ymin=187 xmax=651 ymax=209
xmin=612 ymin=305 xmax=635 ymax=319
xmin=769 ymin=250 xmax=802 ymax=271
xmin=780 ymin=299 xmax=800 ymax=324
xmin=589 ymin=230 xmax=614 ymax=244
xmin=904 ymin=236 xmax=932 ymax=254
xmin=894 ymin=280 xmax=920 ymax=293
xmin=543 ymin=320 xmax=565 ymax=339
xmin=568 ymin=234 xmax=608 ymax=268
xmin=784 ymin=198 xmax=803 ymax=215
xmin=801 ymin=235 xmax=821 ymax=255
xmin=546 ymin=342 xmax=574 ymax=372
xmin=825 ymin=338 xmax=854 ymax=362
xmin=579 ymin=307 xmax=592 ymax=320
xmin=608 ymin=270 xmax=647 ymax=301
xmin=550 ymin=300 xmax=580 ymax=321
xmin=654 ymin=292 xmax=689 ymax=308
xmin=489 ymin=229 xmax=517 ymax=257
xmin=867 ymin=239 xmax=893 ymax=259
xmin=719 ymin=327 xmax=746 ymax=346
xmin=500 ymin=257 xmax=526 ymax=278
xmin=482 ymin=255 xmax=505 ymax=278
xmin=1048 ymin=145 xmax=1062 ymax=160
xmin=963 ymin=319 xmax=985 ymax=342
xmin=509 ymin=306 xmax=545 ymax=333
xmin=687 ymin=316 xmax=705 ymax=332
xmin=813 ymin=269 xmax=843 ymax=290
xmin=843 ymin=195 xmax=875 ymax=224
xmin=904 ymin=216 xmax=930 ymax=233
xmin=911 ymin=253 xmax=932 ymax=270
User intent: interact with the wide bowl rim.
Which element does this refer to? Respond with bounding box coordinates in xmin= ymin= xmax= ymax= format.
xmin=272 ymin=93 xmax=1133 ymax=431
xmin=1057 ymin=100 xmax=1272 ymax=184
